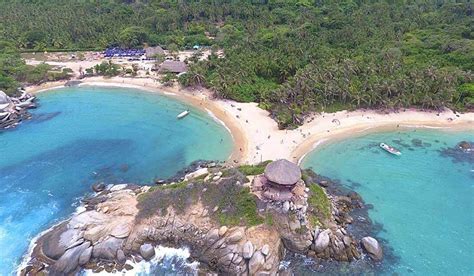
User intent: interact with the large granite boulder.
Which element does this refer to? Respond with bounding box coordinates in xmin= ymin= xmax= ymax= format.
xmin=242 ymin=241 xmax=254 ymax=259
xmin=50 ymin=241 xmax=91 ymax=274
xmin=92 ymin=236 xmax=124 ymax=260
xmin=42 ymin=223 xmax=83 ymax=260
xmin=140 ymin=243 xmax=155 ymax=260
xmin=248 ymin=250 xmax=265 ymax=275
xmin=314 ymin=230 xmax=330 ymax=253
xmin=361 ymin=236 xmax=383 ymax=261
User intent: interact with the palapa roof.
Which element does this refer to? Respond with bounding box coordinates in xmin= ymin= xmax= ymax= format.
xmin=159 ymin=60 xmax=188 ymax=74
xmin=145 ymin=46 xmax=165 ymax=57
xmin=264 ymin=159 xmax=301 ymax=186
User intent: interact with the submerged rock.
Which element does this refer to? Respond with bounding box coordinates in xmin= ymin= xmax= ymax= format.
xmin=440 ymin=141 xmax=474 ymax=164
xmin=361 ymin=236 xmax=383 ymax=261
xmin=92 ymin=183 xmax=106 ymax=192
xmin=458 ymin=141 xmax=472 ymax=152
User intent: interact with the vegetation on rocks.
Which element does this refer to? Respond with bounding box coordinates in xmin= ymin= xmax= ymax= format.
xmin=137 ymin=168 xmax=264 ymax=227
xmin=303 ymin=171 xmax=332 ymax=227
xmin=237 ymin=160 xmax=272 ymax=176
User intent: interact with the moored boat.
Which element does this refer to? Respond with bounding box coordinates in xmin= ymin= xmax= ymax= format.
xmin=380 ymin=143 xmax=401 ymax=156
xmin=177 ymin=110 xmax=190 ymax=119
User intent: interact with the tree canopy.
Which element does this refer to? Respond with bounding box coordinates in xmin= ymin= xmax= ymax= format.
xmin=0 ymin=0 xmax=472 ymax=126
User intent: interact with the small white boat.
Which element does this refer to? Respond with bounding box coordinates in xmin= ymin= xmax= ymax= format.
xmin=380 ymin=143 xmax=401 ymax=156
xmin=177 ymin=110 xmax=190 ymax=119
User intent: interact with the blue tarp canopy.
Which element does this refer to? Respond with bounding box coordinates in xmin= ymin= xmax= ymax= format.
xmin=104 ymin=47 xmax=145 ymax=57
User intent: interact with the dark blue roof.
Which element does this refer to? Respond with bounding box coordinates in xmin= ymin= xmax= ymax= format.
xmin=104 ymin=47 xmax=145 ymax=57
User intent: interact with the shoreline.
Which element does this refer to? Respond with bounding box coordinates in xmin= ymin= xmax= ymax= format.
xmin=293 ymin=121 xmax=474 ymax=165
xmin=25 ymin=77 xmax=474 ymax=165
xmin=26 ymin=77 xmax=248 ymax=165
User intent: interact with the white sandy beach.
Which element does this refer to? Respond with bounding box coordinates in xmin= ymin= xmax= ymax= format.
xmin=25 ymin=76 xmax=474 ymax=166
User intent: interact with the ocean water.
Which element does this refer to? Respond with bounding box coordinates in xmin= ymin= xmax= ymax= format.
xmin=303 ymin=128 xmax=474 ymax=275
xmin=0 ymin=86 xmax=232 ymax=274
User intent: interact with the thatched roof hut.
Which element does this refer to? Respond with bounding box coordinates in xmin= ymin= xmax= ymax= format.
xmin=264 ymin=159 xmax=301 ymax=186
xmin=158 ymin=60 xmax=188 ymax=74
xmin=145 ymin=46 xmax=165 ymax=58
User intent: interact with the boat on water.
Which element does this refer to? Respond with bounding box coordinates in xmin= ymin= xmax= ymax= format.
xmin=177 ymin=110 xmax=190 ymax=119
xmin=380 ymin=143 xmax=401 ymax=156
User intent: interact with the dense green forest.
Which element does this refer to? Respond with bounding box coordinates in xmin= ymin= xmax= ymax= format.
xmin=0 ymin=42 xmax=72 ymax=95
xmin=0 ymin=0 xmax=472 ymax=127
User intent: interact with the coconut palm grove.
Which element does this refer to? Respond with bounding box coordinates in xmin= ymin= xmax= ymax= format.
xmin=0 ymin=0 xmax=472 ymax=128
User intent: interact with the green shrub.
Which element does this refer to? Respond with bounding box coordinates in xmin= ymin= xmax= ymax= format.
xmin=237 ymin=160 xmax=272 ymax=176
xmin=307 ymin=184 xmax=331 ymax=222
xmin=137 ymin=169 xmax=263 ymax=227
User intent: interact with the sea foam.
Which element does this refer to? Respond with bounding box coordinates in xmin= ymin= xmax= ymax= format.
xmin=81 ymin=246 xmax=199 ymax=275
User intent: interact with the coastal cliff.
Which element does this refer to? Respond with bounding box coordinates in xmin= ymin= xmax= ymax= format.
xmin=21 ymin=160 xmax=383 ymax=275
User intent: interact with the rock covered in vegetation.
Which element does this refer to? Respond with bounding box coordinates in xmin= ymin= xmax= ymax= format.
xmin=0 ymin=90 xmax=37 ymax=130
xmin=21 ymin=161 xmax=382 ymax=275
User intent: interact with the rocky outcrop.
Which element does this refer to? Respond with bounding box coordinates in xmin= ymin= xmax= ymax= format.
xmin=0 ymin=90 xmax=37 ymax=130
xmin=22 ymin=161 xmax=381 ymax=275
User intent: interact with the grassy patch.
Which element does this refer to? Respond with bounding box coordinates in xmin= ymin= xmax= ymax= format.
xmin=264 ymin=212 xmax=274 ymax=226
xmin=159 ymin=181 xmax=189 ymax=190
xmin=136 ymin=181 xmax=200 ymax=219
xmin=136 ymin=168 xmax=263 ymax=227
xmin=237 ymin=160 xmax=272 ymax=176
xmin=307 ymin=183 xmax=331 ymax=227
xmin=216 ymin=187 xmax=263 ymax=227
xmin=201 ymin=175 xmax=264 ymax=227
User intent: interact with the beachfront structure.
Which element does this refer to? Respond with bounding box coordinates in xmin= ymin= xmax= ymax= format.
xmin=104 ymin=47 xmax=145 ymax=58
xmin=264 ymin=159 xmax=302 ymax=186
xmin=158 ymin=60 xmax=188 ymax=74
xmin=252 ymin=159 xmax=303 ymax=201
xmin=145 ymin=46 xmax=165 ymax=58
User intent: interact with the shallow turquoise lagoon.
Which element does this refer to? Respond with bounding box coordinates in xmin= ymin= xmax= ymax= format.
xmin=303 ymin=129 xmax=473 ymax=275
xmin=0 ymin=86 xmax=232 ymax=274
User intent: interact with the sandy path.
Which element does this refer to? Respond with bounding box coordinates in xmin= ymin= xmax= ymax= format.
xmin=25 ymin=77 xmax=474 ymax=165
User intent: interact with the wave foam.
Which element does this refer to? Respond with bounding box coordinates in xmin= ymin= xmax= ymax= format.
xmin=81 ymin=245 xmax=199 ymax=275
xmin=205 ymin=108 xmax=232 ymax=136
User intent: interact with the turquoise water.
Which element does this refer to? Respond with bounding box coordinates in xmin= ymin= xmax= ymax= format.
xmin=0 ymin=86 xmax=232 ymax=274
xmin=303 ymin=129 xmax=474 ymax=275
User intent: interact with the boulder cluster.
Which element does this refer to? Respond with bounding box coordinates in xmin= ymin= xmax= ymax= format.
xmin=0 ymin=90 xmax=36 ymax=129
xmin=21 ymin=160 xmax=384 ymax=275
xmin=252 ymin=160 xmax=382 ymax=263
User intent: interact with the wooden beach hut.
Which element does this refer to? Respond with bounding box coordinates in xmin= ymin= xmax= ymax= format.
xmin=158 ymin=60 xmax=188 ymax=74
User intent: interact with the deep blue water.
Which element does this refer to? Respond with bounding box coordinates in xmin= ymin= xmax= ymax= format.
xmin=303 ymin=129 xmax=474 ymax=275
xmin=0 ymin=86 xmax=232 ymax=274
